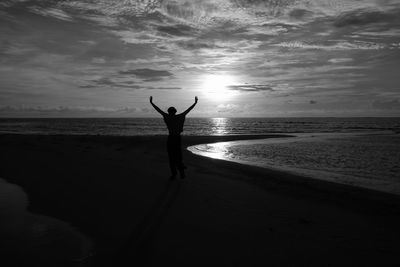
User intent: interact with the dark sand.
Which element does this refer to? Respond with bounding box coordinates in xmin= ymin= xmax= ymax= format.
xmin=1 ymin=134 xmax=400 ymax=266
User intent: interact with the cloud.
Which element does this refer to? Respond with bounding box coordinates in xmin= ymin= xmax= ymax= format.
xmin=59 ymin=0 xmax=160 ymax=18
xmin=273 ymin=41 xmax=386 ymax=50
xmin=158 ymin=0 xmax=227 ymax=25
xmin=78 ymin=84 xmax=97 ymax=89
xmin=358 ymin=29 xmax=400 ymax=37
xmin=309 ymin=100 xmax=317 ymax=104
xmin=118 ymin=68 xmax=173 ymax=81
xmin=29 ymin=7 xmax=74 ymax=22
xmin=372 ymin=99 xmax=400 ymax=110
xmin=91 ymin=57 xmax=106 ymax=64
xmin=334 ymin=9 xmax=396 ymax=27
xmin=176 ymin=40 xmax=221 ymax=50
xmin=0 ymin=105 xmax=154 ymax=117
xmin=2 ymin=0 xmax=400 ymax=117
xmin=125 ymin=56 xmax=171 ymax=64
xmin=145 ymin=86 xmax=181 ymax=90
xmin=82 ymin=77 xmax=139 ymax=89
xmin=81 ymin=76 xmax=180 ymax=90
xmin=328 ymin=58 xmax=353 ymax=64
xmin=216 ymin=103 xmax=242 ymax=113
xmin=93 ymin=77 xmax=114 ymax=86
xmin=289 ymin=9 xmax=313 ymax=19
xmin=157 ymin=24 xmax=196 ymax=36
xmin=227 ymin=84 xmax=274 ymax=92
xmin=111 ymin=30 xmax=181 ymax=45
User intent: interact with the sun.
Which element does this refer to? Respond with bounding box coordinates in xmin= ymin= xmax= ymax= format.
xmin=200 ymin=74 xmax=237 ymax=101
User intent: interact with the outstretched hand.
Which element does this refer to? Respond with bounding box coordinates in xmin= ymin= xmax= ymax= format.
xmin=195 ymin=96 xmax=198 ymax=103
xmin=149 ymin=96 xmax=153 ymax=103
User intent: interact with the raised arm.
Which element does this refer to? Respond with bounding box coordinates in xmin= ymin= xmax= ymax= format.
xmin=181 ymin=96 xmax=198 ymax=116
xmin=150 ymin=96 xmax=167 ymax=116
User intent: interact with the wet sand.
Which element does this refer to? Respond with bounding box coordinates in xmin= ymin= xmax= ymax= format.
xmin=1 ymin=134 xmax=400 ymax=266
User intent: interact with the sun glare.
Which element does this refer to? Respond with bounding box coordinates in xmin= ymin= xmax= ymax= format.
xmin=201 ymin=74 xmax=237 ymax=101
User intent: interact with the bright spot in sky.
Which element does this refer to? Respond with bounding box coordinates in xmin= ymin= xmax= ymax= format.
xmin=200 ymin=74 xmax=237 ymax=101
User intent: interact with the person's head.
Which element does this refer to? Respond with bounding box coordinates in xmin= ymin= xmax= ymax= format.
xmin=168 ymin=107 xmax=177 ymax=115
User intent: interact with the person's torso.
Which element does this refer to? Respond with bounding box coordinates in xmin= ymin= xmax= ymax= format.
xmin=163 ymin=114 xmax=185 ymax=135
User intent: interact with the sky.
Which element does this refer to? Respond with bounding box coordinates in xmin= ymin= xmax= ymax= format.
xmin=0 ymin=0 xmax=400 ymax=117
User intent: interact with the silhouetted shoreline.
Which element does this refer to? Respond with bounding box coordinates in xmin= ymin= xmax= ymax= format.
xmin=1 ymin=134 xmax=400 ymax=266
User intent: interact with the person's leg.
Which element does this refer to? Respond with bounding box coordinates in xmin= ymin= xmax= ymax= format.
xmin=167 ymin=136 xmax=177 ymax=179
xmin=175 ymin=136 xmax=185 ymax=179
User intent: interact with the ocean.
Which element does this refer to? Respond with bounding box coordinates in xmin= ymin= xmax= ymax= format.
xmin=1 ymin=117 xmax=400 ymax=194
xmin=0 ymin=117 xmax=399 ymax=136
xmin=188 ymin=132 xmax=400 ymax=194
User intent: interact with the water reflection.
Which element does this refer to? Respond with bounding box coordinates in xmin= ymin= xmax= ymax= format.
xmin=189 ymin=141 xmax=233 ymax=160
xmin=211 ymin=117 xmax=228 ymax=135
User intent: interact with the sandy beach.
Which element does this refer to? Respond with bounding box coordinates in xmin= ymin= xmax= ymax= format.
xmin=1 ymin=134 xmax=400 ymax=267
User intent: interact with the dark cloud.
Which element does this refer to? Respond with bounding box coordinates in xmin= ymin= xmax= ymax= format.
xmin=232 ymin=0 xmax=296 ymax=15
xmin=118 ymin=68 xmax=173 ymax=81
xmin=93 ymin=77 xmax=115 ymax=86
xmin=82 ymin=76 xmax=180 ymax=90
xmin=85 ymin=77 xmax=140 ymax=89
xmin=141 ymin=77 xmax=164 ymax=82
xmin=161 ymin=1 xmax=219 ymax=21
xmin=0 ymin=105 xmax=151 ymax=117
xmin=145 ymin=86 xmax=181 ymax=90
xmin=334 ymin=9 xmax=396 ymax=27
xmin=177 ymin=40 xmax=221 ymax=50
xmin=372 ymin=99 xmax=400 ymax=110
xmin=309 ymin=100 xmax=317 ymax=104
xmin=289 ymin=9 xmax=313 ymax=19
xmin=79 ymin=85 xmax=97 ymax=89
xmin=261 ymin=22 xmax=298 ymax=30
xmin=227 ymin=84 xmax=274 ymax=92
xmin=157 ymin=24 xmax=196 ymax=36
xmin=0 ymin=90 xmax=44 ymax=98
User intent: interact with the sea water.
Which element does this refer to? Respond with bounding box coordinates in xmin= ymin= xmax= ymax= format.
xmin=0 ymin=117 xmax=399 ymax=135
xmin=188 ymin=132 xmax=400 ymax=194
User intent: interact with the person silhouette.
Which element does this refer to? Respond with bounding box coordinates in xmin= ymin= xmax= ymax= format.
xmin=150 ymin=96 xmax=198 ymax=180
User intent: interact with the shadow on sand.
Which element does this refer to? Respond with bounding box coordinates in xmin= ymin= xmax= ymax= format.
xmin=111 ymin=179 xmax=182 ymax=266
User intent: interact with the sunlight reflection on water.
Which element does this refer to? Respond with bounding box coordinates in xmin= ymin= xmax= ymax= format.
xmin=191 ymin=141 xmax=234 ymax=160
xmin=211 ymin=117 xmax=228 ymax=135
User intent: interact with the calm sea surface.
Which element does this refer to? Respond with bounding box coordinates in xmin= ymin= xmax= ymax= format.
xmin=0 ymin=117 xmax=399 ymax=135
xmin=1 ymin=117 xmax=400 ymax=194
xmin=189 ymin=132 xmax=400 ymax=194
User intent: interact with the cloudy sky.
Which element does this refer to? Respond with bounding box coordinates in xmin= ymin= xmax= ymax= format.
xmin=1 ymin=0 xmax=400 ymax=117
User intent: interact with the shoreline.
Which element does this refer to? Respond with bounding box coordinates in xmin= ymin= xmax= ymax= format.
xmin=187 ymin=131 xmax=400 ymax=196
xmin=184 ymin=136 xmax=400 ymax=213
xmin=1 ymin=134 xmax=400 ymax=266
